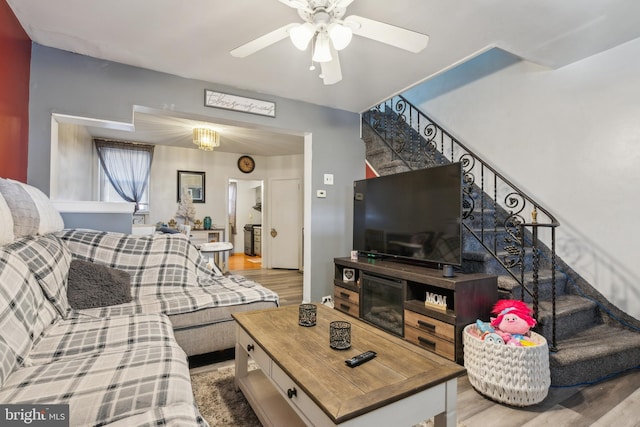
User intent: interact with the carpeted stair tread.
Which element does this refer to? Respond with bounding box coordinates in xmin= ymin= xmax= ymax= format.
xmin=497 ymin=270 xmax=566 ymax=291
xmin=551 ymin=324 xmax=640 ymax=362
xmin=538 ymin=295 xmax=596 ymax=318
xmin=549 ymin=323 xmax=640 ymax=386
xmin=537 ymin=295 xmax=599 ymax=340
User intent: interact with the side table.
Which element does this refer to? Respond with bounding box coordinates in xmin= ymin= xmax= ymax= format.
xmin=199 ymin=241 xmax=233 ymax=275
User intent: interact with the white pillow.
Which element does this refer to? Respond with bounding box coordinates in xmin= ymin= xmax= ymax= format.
xmin=9 ymin=179 xmax=65 ymax=234
xmin=0 ymin=178 xmax=65 ymax=238
xmin=0 ymin=186 xmax=15 ymax=245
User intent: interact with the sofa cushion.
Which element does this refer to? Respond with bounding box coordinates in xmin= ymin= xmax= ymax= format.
xmin=26 ymin=314 xmax=175 ymax=366
xmin=0 ymin=341 xmax=197 ymax=426
xmin=58 ymin=230 xmax=201 ymax=298
xmin=0 ymin=336 xmax=18 ymax=390
xmin=5 ymin=234 xmax=72 ymax=318
xmin=0 ymin=178 xmax=64 ymax=238
xmin=0 ymin=190 xmax=14 ymax=245
xmin=100 ymin=402 xmax=208 ymax=426
xmin=0 ymin=248 xmax=57 ymax=387
xmin=67 ymin=259 xmax=132 ymax=309
xmin=56 ymin=229 xmax=279 ymax=321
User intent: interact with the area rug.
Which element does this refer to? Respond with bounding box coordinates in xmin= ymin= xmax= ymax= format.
xmin=191 ymin=362 xmax=459 ymax=427
xmin=191 ymin=361 xmax=261 ymax=427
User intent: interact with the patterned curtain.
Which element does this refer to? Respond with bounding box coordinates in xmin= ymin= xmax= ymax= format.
xmin=94 ymin=139 xmax=154 ymax=213
xmin=228 ymin=181 xmax=237 ymax=235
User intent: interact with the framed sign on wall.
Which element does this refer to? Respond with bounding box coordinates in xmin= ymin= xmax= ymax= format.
xmin=204 ymin=90 xmax=276 ymax=118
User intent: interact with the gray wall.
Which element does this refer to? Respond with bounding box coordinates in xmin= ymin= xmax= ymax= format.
xmin=28 ymin=44 xmax=364 ymax=302
xmin=61 ymin=213 xmax=132 ymax=234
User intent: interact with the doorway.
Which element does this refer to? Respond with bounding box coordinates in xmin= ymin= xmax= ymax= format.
xmin=229 ymin=178 xmax=263 ymax=268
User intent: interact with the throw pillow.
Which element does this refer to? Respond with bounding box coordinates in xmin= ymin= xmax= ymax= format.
xmin=5 ymin=234 xmax=73 ymax=319
xmin=0 ymin=188 xmax=14 ymax=245
xmin=0 ymin=178 xmax=65 ymax=238
xmin=67 ymin=259 xmax=132 ymax=309
xmin=8 ymin=179 xmax=65 ymax=234
xmin=9 ymin=179 xmax=64 ymax=234
xmin=0 ymin=178 xmax=40 ymax=238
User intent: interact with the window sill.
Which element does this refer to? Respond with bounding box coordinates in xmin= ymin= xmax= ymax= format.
xmin=52 ymin=200 xmax=135 ymax=214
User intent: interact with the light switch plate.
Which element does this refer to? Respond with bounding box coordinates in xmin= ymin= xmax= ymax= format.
xmin=324 ymin=174 xmax=334 ymax=185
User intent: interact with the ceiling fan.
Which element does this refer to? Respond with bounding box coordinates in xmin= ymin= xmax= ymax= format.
xmin=230 ymin=0 xmax=429 ymax=85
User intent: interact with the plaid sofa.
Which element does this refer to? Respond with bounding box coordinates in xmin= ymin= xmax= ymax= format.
xmin=0 ymin=235 xmax=208 ymax=426
xmin=0 ymin=177 xmax=280 ymax=425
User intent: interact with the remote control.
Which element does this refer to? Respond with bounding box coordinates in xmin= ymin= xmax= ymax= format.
xmin=345 ymin=351 xmax=377 ymax=367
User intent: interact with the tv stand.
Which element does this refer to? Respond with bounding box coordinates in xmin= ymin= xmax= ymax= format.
xmin=334 ymin=257 xmax=498 ymax=363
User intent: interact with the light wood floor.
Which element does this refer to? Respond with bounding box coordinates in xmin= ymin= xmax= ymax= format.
xmin=229 ymin=269 xmax=303 ymax=307
xmin=228 ymin=253 xmax=263 ymax=271
xmin=222 ymin=264 xmax=640 ymax=426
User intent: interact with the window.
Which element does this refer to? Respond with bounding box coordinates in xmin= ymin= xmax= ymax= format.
xmin=94 ymin=139 xmax=154 ymax=213
xmin=98 ymin=165 xmax=150 ymax=212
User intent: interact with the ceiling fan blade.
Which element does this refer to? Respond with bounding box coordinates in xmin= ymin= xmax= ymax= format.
xmin=326 ymin=0 xmax=355 ymax=12
xmin=345 ymin=15 xmax=429 ymax=53
xmin=230 ymin=23 xmax=298 ymax=58
xmin=277 ymin=0 xmax=312 ymax=12
xmin=320 ymin=48 xmax=342 ymax=85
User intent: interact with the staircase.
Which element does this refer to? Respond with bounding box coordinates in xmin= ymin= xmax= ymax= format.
xmin=362 ymin=96 xmax=640 ymax=387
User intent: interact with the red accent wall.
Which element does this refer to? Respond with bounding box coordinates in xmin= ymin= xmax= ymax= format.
xmin=0 ymin=0 xmax=30 ymax=182
xmin=365 ymin=161 xmax=378 ymax=179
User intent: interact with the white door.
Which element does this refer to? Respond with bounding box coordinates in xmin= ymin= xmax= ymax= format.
xmin=270 ymin=178 xmax=301 ymax=269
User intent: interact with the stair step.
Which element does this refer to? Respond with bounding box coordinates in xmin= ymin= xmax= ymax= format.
xmin=549 ymin=323 xmax=640 ymax=386
xmin=463 ymin=228 xmax=517 ymax=252
xmin=537 ymin=294 xmax=599 ymax=341
xmin=366 ymin=146 xmax=388 ymax=157
xmin=462 ymin=250 xmax=549 ymax=276
xmin=376 ymin=162 xmax=409 ymax=176
xmin=497 ymin=270 xmax=568 ymax=301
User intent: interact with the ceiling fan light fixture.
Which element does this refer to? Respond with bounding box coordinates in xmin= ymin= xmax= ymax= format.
xmin=312 ymin=32 xmax=332 ymax=62
xmin=289 ymin=22 xmax=316 ymax=50
xmin=327 ymin=22 xmax=352 ymax=50
xmin=193 ymin=127 xmax=220 ymax=151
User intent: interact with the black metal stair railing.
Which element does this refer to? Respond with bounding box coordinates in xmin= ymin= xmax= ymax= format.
xmin=363 ymin=95 xmax=560 ymax=349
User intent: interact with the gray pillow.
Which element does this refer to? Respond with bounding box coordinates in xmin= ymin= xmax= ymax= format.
xmin=67 ymin=259 xmax=132 ymax=309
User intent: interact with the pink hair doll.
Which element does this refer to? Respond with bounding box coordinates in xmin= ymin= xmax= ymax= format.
xmin=490 ymin=300 xmax=537 ymax=346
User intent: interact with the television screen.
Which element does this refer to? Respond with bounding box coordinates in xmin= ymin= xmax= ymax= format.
xmin=353 ymin=163 xmax=462 ymax=266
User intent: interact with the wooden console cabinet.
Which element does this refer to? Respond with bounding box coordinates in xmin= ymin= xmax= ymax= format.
xmin=334 ymin=257 xmax=498 ymax=364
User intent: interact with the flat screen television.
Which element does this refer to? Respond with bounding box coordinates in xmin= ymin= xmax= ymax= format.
xmin=353 ymin=162 xmax=462 ymax=267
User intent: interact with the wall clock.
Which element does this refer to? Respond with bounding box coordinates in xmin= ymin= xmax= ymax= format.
xmin=237 ymin=155 xmax=255 ymax=173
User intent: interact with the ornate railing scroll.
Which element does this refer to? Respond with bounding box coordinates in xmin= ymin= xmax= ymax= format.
xmin=363 ymin=95 xmax=560 ymax=349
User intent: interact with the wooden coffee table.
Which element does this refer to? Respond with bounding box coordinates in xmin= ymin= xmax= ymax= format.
xmin=233 ymin=305 xmax=465 ymax=426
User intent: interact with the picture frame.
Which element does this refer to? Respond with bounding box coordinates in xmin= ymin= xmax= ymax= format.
xmin=177 ymin=170 xmax=205 ymax=203
xmin=343 ymin=268 xmax=356 ymax=282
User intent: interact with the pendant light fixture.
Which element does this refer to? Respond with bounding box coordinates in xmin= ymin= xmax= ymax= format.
xmin=192 ymin=128 xmax=220 ymax=151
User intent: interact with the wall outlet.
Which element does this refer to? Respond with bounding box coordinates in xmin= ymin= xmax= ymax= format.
xmin=321 ymin=295 xmax=334 ymax=307
xmin=316 ymin=189 xmax=327 ymax=198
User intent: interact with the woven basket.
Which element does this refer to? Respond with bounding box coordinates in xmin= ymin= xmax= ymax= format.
xmin=463 ymin=324 xmax=551 ymax=406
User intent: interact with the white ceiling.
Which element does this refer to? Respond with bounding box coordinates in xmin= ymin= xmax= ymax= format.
xmin=9 ymin=0 xmax=640 ymax=155
xmin=57 ymin=109 xmax=305 ymax=156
